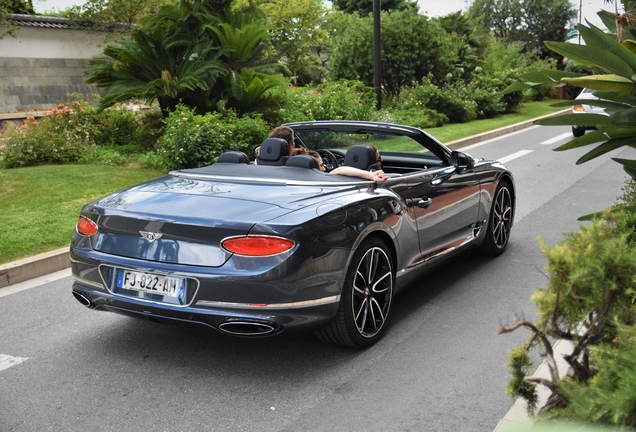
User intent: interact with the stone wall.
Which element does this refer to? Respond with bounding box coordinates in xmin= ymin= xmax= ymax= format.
xmin=0 ymin=16 xmax=108 ymax=113
xmin=0 ymin=57 xmax=99 ymax=113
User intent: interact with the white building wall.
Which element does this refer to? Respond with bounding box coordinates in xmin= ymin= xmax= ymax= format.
xmin=0 ymin=22 xmax=109 ymax=113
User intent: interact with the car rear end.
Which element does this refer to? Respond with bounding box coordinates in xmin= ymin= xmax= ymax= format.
xmin=572 ymin=88 xmax=608 ymax=136
xmin=70 ymin=173 xmax=355 ymax=338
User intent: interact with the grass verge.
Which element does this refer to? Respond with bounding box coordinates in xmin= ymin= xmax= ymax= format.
xmin=427 ymin=99 xmax=566 ymax=143
xmin=0 ymin=165 xmax=164 ymax=263
xmin=0 ymin=99 xmax=564 ymax=264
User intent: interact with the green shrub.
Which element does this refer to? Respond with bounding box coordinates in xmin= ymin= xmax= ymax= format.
xmin=328 ymin=10 xmax=463 ymax=95
xmin=138 ymin=150 xmax=167 ymax=170
xmin=379 ymin=108 xmax=448 ymax=129
xmin=275 ymin=80 xmax=377 ymax=123
xmin=475 ymin=69 xmax=527 ymax=113
xmin=156 ymin=105 xmax=268 ymax=171
xmin=1 ymin=114 xmax=91 ymax=168
xmin=92 ymin=106 xmax=143 ymax=149
xmin=618 ymin=177 xmax=636 ymax=207
xmin=408 ymin=79 xmax=478 ymax=123
xmin=501 ymin=208 xmax=636 ymax=423
xmin=0 ymin=95 xmax=151 ymax=168
xmin=550 ymin=326 xmax=636 ymax=427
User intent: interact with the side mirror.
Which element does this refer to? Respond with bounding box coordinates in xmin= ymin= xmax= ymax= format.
xmin=451 ymin=151 xmax=475 ymax=171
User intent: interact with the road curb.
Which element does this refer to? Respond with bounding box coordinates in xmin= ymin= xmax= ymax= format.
xmin=0 ymin=109 xmax=569 ymax=289
xmin=0 ymin=247 xmax=69 ymax=288
xmin=493 ymin=339 xmax=574 ymax=432
xmin=445 ymin=109 xmax=569 ymax=150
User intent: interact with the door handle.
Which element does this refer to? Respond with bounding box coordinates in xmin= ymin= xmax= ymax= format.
xmin=418 ymin=197 xmax=432 ymax=208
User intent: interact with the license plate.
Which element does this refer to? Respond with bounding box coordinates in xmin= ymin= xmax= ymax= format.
xmin=116 ymin=269 xmax=186 ymax=299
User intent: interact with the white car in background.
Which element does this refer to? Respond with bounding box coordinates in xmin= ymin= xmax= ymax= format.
xmin=571 ymin=88 xmax=609 ymax=137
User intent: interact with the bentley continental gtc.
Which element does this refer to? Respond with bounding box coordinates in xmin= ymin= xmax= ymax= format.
xmin=70 ymin=121 xmax=515 ymax=347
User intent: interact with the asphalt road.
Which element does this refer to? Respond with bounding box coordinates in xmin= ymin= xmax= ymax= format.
xmin=1 ymin=125 xmax=633 ymax=432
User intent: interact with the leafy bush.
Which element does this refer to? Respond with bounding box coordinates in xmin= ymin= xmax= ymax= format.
xmin=379 ymin=108 xmax=448 ymax=129
xmin=155 ymin=105 xmax=268 ymax=171
xmin=550 ymin=325 xmax=636 ymax=427
xmin=275 ymin=80 xmax=377 ymax=123
xmin=406 ymin=79 xmax=478 ymax=123
xmin=1 ymin=112 xmax=91 ymax=168
xmin=0 ymin=95 xmax=151 ymax=168
xmin=499 ymin=208 xmax=636 ymax=421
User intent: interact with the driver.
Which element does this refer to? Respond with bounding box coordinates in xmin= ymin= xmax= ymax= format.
xmin=268 ymin=125 xmax=296 ymax=156
xmin=291 ymin=147 xmax=388 ymax=182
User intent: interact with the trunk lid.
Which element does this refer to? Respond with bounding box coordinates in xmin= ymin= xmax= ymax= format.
xmin=86 ymin=175 xmax=334 ymax=267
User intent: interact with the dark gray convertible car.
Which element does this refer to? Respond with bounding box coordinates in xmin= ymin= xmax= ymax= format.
xmin=70 ymin=121 xmax=515 ymax=347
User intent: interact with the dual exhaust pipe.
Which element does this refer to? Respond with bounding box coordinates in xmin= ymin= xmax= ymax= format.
xmin=72 ymin=290 xmax=278 ymax=336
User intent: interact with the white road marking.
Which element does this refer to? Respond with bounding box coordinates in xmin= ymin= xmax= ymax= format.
xmin=541 ymin=132 xmax=572 ymax=145
xmin=0 ymin=354 xmax=29 ymax=372
xmin=0 ymin=268 xmax=72 ymax=299
xmin=498 ymin=150 xmax=533 ymax=164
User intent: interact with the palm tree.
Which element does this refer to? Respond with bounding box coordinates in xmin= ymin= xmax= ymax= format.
xmin=206 ymin=11 xmax=285 ymax=114
xmin=85 ymin=0 xmax=285 ymax=117
xmin=86 ymin=25 xmax=225 ymax=116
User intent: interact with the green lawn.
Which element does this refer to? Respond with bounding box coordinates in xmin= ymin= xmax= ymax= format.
xmin=0 ymin=100 xmax=564 ymax=264
xmin=426 ymin=99 xmax=566 ymax=143
xmin=0 ymin=165 xmax=164 ymax=263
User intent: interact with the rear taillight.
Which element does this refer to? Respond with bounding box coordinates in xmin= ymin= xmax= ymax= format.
xmin=572 ymin=105 xmax=585 ymax=112
xmin=76 ymin=216 xmax=98 ymax=236
xmin=221 ymin=236 xmax=295 ymax=256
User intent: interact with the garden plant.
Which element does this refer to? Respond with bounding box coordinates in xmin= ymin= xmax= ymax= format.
xmin=498 ymin=1 xmax=636 ymax=428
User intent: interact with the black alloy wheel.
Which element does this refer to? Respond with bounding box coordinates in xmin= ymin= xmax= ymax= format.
xmin=479 ymin=181 xmax=513 ymax=256
xmin=315 ymin=237 xmax=394 ymax=347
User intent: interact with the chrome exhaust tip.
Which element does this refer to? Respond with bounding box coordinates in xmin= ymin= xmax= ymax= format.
xmin=218 ymin=320 xmax=277 ymax=336
xmin=72 ymin=291 xmax=92 ymax=307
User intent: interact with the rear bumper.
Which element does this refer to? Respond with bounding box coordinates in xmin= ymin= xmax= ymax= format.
xmin=72 ymin=279 xmax=340 ymax=337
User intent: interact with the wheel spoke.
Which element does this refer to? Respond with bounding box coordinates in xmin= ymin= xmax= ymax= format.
xmin=354 ymin=298 xmax=368 ymax=330
xmin=368 ymin=299 xmax=378 ymax=330
xmin=372 ymin=271 xmax=391 ymax=293
xmin=369 ymin=297 xmax=386 ymax=328
xmin=367 ymin=250 xmax=379 ymax=285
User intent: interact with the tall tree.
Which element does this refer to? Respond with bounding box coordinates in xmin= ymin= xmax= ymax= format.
xmin=468 ymin=0 xmax=523 ymax=42
xmin=1 ymin=0 xmax=32 ymax=14
xmin=468 ymin=0 xmax=576 ymax=61
xmin=0 ymin=0 xmax=35 ymax=39
xmin=86 ymin=0 xmax=284 ymax=116
xmin=520 ymin=0 xmax=576 ymax=60
xmin=260 ymin=0 xmax=326 ymax=85
xmin=329 ymin=9 xmax=463 ymax=95
xmin=332 ymin=0 xmax=416 ymax=17
xmin=67 ymin=0 xmax=171 ymax=26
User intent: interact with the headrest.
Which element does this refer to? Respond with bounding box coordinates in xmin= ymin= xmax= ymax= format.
xmin=256 ymin=138 xmax=290 ymax=166
xmin=344 ymin=145 xmax=378 ymax=171
xmin=286 ymin=154 xmax=319 ymax=169
xmin=217 ymin=151 xmax=250 ymax=164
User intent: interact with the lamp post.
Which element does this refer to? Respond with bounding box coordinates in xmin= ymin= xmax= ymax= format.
xmin=373 ymin=0 xmax=382 ymax=110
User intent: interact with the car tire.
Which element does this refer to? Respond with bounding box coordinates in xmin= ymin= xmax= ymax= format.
xmin=478 ymin=181 xmax=513 ymax=256
xmin=315 ymin=237 xmax=394 ymax=347
xmin=572 ymin=126 xmax=585 ymax=137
